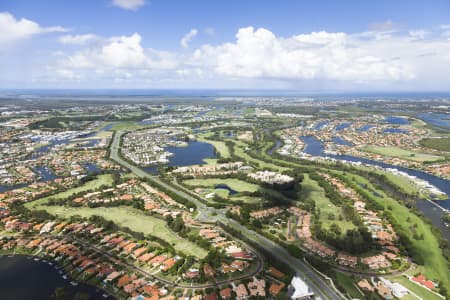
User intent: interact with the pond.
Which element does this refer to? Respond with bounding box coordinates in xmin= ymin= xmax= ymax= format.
xmin=215 ymin=184 xmax=238 ymax=195
xmin=0 ymin=255 xmax=112 ymax=300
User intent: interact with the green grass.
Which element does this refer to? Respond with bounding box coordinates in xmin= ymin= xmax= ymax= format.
xmin=334 ymin=272 xmax=364 ymax=299
xmin=362 ymin=145 xmax=444 ymax=162
xmin=420 ymin=137 xmax=450 ymax=153
xmin=301 ymin=174 xmax=356 ymax=234
xmin=340 ymin=172 xmax=450 ymax=290
xmin=26 ymin=205 xmax=207 ymax=258
xmin=387 ymin=275 xmax=443 ymax=300
xmin=183 ymin=178 xmax=259 ymax=193
xmin=197 ymin=134 xmax=231 ymax=158
xmin=233 ymin=140 xmax=288 ymax=171
xmin=26 ymin=174 xmax=114 ymax=207
xmin=230 ymin=196 xmax=262 ymax=204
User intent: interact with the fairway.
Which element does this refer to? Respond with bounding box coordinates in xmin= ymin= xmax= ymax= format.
xmin=362 ymin=145 xmax=444 ymax=162
xmin=183 ymin=178 xmax=259 ymax=193
xmin=27 ymin=205 xmax=207 ymax=258
xmin=26 ymin=174 xmax=115 ymax=209
xmin=197 ymin=134 xmax=231 ymax=158
xmin=340 ymin=172 xmax=450 ymax=290
xmin=300 ymin=174 xmax=356 ymax=234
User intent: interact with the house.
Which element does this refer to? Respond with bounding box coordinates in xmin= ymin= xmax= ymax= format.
xmin=219 ymin=287 xmax=232 ymax=299
xmin=357 ymin=279 xmax=374 ymax=292
xmin=247 ymin=278 xmax=265 ymax=297
xmin=411 ymin=275 xmax=436 ymax=289
xmin=117 ymin=274 xmax=132 ymax=288
xmin=233 ymin=283 xmax=248 ymax=299
xmin=267 ymin=267 xmax=285 ymax=279
xmin=185 ymin=269 xmax=199 ymax=279
xmin=203 ymin=264 xmax=215 ymax=278
xmin=336 ymin=252 xmax=358 ymax=268
xmin=290 ymin=276 xmax=314 ymax=299
xmin=269 ymin=282 xmax=285 ymax=296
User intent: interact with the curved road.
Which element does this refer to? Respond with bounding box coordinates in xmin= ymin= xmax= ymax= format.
xmin=110 ymin=131 xmax=344 ymax=300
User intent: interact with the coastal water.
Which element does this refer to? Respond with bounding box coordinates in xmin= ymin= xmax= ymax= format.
xmin=300 ymin=136 xmax=450 ymax=240
xmin=143 ymin=140 xmax=217 ymax=173
xmin=0 ymin=256 xmax=110 ymax=300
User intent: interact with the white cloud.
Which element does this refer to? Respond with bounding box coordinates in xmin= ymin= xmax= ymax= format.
xmin=39 ymin=26 xmax=450 ymax=89
xmin=59 ymin=34 xmax=97 ymax=45
xmin=111 ymin=0 xmax=146 ymax=11
xmin=190 ymin=27 xmax=414 ymax=81
xmin=180 ymin=29 xmax=198 ymax=48
xmin=61 ymin=33 xmax=177 ymax=70
xmin=409 ymin=30 xmax=429 ymax=40
xmin=0 ymin=12 xmax=67 ymax=46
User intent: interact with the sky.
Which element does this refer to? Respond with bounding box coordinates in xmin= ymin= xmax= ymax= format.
xmin=1 ymin=0 xmax=450 ymax=91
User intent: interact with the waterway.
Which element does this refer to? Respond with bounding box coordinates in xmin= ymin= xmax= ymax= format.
xmin=417 ymin=112 xmax=450 ymax=131
xmin=0 ymin=255 xmax=111 ymax=300
xmin=300 ymin=136 xmax=450 ymax=240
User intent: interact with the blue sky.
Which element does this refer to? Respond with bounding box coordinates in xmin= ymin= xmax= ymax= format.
xmin=1 ymin=0 xmax=450 ymax=91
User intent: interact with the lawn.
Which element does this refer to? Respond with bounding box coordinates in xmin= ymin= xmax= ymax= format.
xmin=387 ymin=275 xmax=443 ymax=300
xmin=362 ymin=145 xmax=444 ymax=162
xmin=26 ymin=204 xmax=207 ymax=258
xmin=300 ymin=174 xmax=356 ymax=234
xmin=340 ymin=172 xmax=450 ymax=290
xmin=183 ymin=178 xmax=259 ymax=193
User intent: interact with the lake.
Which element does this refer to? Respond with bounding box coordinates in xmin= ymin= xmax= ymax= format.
xmin=0 ymin=255 xmax=111 ymax=300
xmin=143 ymin=140 xmax=217 ymax=173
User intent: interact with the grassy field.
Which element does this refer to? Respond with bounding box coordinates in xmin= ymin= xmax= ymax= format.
xmin=233 ymin=140 xmax=288 ymax=171
xmin=183 ymin=178 xmax=259 ymax=193
xmin=197 ymin=134 xmax=231 ymax=158
xmin=26 ymin=174 xmax=115 ymax=208
xmin=420 ymin=137 xmax=450 ymax=152
xmin=301 ymin=174 xmax=356 ymax=234
xmin=334 ymin=272 xmax=364 ymax=299
xmin=230 ymin=195 xmax=262 ymax=204
xmin=387 ymin=275 xmax=443 ymax=300
xmin=339 ymin=172 xmax=450 ymax=290
xmin=362 ymin=145 xmax=444 ymax=162
xmin=26 ymin=204 xmax=207 ymax=258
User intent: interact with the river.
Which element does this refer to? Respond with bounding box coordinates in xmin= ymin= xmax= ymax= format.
xmin=300 ymin=136 xmax=450 ymax=240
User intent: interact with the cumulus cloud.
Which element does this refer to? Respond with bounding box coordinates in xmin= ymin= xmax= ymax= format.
xmin=180 ymin=29 xmax=198 ymax=48
xmin=59 ymin=34 xmax=97 ymax=45
xmin=111 ymin=0 xmax=146 ymax=11
xmin=61 ymin=33 xmax=177 ymax=70
xmin=190 ymin=27 xmax=413 ymax=81
xmin=0 ymin=12 xmax=67 ymax=46
xmin=46 ymin=26 xmax=450 ymax=89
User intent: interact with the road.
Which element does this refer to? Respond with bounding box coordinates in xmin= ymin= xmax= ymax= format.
xmin=110 ymin=131 xmax=345 ymax=299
